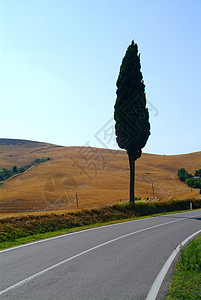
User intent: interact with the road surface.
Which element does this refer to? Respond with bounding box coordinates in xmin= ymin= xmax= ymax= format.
xmin=0 ymin=210 xmax=201 ymax=300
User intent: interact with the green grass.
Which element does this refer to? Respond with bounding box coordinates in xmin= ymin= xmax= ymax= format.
xmin=166 ymin=234 xmax=201 ymax=299
xmin=0 ymin=218 xmax=138 ymax=250
xmin=0 ymin=211 xmax=196 ymax=251
xmin=0 ymin=199 xmax=201 ymax=250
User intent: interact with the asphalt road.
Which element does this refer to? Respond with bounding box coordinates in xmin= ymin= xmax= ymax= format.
xmin=0 ymin=210 xmax=201 ymax=300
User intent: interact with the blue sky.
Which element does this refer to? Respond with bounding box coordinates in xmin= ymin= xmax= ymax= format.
xmin=0 ymin=0 xmax=201 ymax=155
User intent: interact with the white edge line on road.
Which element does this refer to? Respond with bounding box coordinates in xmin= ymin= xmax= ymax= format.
xmin=0 ymin=215 xmax=155 ymax=253
xmin=146 ymin=228 xmax=201 ymax=300
xmin=1 ymin=209 xmax=199 ymax=253
xmin=0 ymin=217 xmax=189 ymax=296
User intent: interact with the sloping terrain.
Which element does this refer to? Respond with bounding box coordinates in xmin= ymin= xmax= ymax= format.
xmin=0 ymin=138 xmax=59 ymax=169
xmin=0 ymin=138 xmax=200 ymax=214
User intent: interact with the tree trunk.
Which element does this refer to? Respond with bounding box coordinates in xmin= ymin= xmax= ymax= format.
xmin=128 ymin=153 xmax=135 ymax=203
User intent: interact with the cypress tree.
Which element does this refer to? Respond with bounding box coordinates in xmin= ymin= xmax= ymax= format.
xmin=114 ymin=41 xmax=151 ymax=203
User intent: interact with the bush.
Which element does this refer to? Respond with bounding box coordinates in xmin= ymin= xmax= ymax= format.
xmin=1 ymin=199 xmax=201 ymax=243
xmin=0 ymin=168 xmax=12 ymax=180
xmin=0 ymin=157 xmax=51 ymax=183
xmin=194 ymin=169 xmax=201 ymax=177
xmin=177 ymin=168 xmax=192 ymax=182
xmin=12 ymin=166 xmax=18 ymax=174
xmin=185 ymin=178 xmax=195 ymax=188
xmin=19 ymin=166 xmax=27 ymax=173
xmin=178 ymin=168 xmax=201 ymax=191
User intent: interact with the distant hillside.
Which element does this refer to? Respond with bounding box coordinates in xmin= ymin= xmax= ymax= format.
xmin=0 ymin=138 xmax=200 ymax=215
xmin=0 ymin=138 xmax=59 ymax=170
xmin=0 ymin=138 xmax=52 ymax=146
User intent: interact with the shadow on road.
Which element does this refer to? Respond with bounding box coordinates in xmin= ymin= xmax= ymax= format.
xmin=158 ymin=214 xmax=201 ymax=221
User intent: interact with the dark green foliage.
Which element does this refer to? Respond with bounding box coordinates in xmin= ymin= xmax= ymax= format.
xmin=178 ymin=168 xmax=201 ymax=190
xmin=0 ymin=157 xmax=51 ymax=183
xmin=33 ymin=158 xmax=49 ymax=165
xmin=33 ymin=158 xmax=41 ymax=164
xmin=194 ymin=179 xmax=201 ymax=189
xmin=185 ymin=178 xmax=195 ymax=188
xmin=12 ymin=166 xmax=18 ymax=173
xmin=177 ymin=168 xmax=192 ymax=182
xmin=0 ymin=169 xmax=12 ymax=180
xmin=19 ymin=165 xmax=27 ymax=173
xmin=194 ymin=169 xmax=201 ymax=177
xmin=114 ymin=40 xmax=150 ymax=159
xmin=1 ymin=199 xmax=201 ymax=244
xmin=114 ymin=41 xmax=150 ymax=203
xmin=185 ymin=178 xmax=201 ymax=189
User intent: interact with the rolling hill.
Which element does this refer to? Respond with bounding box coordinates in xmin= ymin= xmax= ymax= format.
xmin=0 ymin=138 xmax=200 ymax=215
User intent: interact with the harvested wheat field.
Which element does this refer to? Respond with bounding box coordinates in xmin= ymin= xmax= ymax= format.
xmin=0 ymin=138 xmax=200 ymax=216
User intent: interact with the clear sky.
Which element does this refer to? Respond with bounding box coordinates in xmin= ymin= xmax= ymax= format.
xmin=0 ymin=0 xmax=201 ymax=155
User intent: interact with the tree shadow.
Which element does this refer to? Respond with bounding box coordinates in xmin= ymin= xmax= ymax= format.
xmin=158 ymin=213 xmax=201 ymax=221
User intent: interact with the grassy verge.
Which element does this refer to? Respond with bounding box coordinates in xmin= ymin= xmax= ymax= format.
xmin=166 ymin=234 xmax=201 ymax=299
xmin=0 ymin=217 xmax=143 ymax=250
xmin=0 ymin=199 xmax=201 ymax=250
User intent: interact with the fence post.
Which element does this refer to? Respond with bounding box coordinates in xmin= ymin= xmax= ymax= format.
xmin=152 ymin=183 xmax=155 ymax=198
xmin=76 ymin=192 xmax=78 ymax=209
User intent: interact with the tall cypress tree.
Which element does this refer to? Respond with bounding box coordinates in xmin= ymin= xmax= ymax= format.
xmin=114 ymin=41 xmax=150 ymax=203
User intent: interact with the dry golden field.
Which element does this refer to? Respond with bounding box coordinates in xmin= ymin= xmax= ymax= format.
xmin=0 ymin=138 xmax=201 ymax=216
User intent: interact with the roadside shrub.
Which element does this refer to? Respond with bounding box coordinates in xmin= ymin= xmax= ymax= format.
xmin=0 ymin=199 xmax=201 ymax=243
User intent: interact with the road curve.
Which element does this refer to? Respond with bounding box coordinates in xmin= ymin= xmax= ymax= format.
xmin=0 ymin=210 xmax=201 ymax=300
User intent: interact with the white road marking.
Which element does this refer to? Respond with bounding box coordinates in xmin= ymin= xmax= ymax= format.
xmin=0 ymin=209 xmax=198 ymax=253
xmin=1 ymin=214 xmax=200 ymax=297
xmin=146 ymin=228 xmax=201 ymax=300
xmin=0 ymin=215 xmax=155 ymax=253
